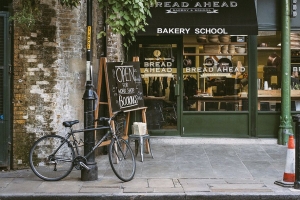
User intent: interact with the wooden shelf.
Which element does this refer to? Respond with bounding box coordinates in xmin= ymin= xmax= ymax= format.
xmin=257 ymin=47 xmax=281 ymax=50
xmin=257 ymin=47 xmax=300 ymax=50
xmin=183 ymin=53 xmax=247 ymax=56
xmin=184 ymin=42 xmax=247 ymax=56
xmin=184 ymin=42 xmax=247 ymax=45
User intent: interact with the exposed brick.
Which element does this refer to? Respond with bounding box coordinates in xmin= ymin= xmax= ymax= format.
xmin=11 ymin=0 xmax=106 ymax=169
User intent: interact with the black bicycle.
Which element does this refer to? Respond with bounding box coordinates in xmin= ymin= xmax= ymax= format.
xmin=29 ymin=111 xmax=136 ymax=182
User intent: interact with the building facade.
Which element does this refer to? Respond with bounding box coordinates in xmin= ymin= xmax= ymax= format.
xmin=127 ymin=0 xmax=300 ymax=142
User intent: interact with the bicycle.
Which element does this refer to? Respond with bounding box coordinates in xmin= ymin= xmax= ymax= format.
xmin=29 ymin=111 xmax=136 ymax=182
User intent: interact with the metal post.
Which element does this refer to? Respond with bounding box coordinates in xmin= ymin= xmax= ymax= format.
xmin=278 ymin=0 xmax=293 ymax=145
xmin=81 ymin=0 xmax=98 ymax=181
xmin=81 ymin=81 xmax=98 ymax=181
xmin=292 ymin=114 xmax=300 ymax=189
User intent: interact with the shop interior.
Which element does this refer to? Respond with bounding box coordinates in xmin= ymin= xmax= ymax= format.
xmin=138 ymin=32 xmax=300 ymax=130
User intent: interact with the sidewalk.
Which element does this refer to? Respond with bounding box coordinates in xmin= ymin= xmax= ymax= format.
xmin=1 ymin=137 xmax=300 ymax=199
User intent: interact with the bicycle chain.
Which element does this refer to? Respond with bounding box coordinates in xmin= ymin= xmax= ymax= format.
xmin=73 ymin=156 xmax=87 ymax=170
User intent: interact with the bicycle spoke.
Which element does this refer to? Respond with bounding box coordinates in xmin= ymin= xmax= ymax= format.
xmin=29 ymin=135 xmax=75 ymax=181
xmin=109 ymin=138 xmax=136 ymax=182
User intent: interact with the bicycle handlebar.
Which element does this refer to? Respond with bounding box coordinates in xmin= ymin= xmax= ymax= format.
xmin=95 ymin=111 xmax=124 ymax=123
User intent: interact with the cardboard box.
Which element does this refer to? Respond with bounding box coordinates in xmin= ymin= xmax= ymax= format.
xmin=132 ymin=122 xmax=147 ymax=135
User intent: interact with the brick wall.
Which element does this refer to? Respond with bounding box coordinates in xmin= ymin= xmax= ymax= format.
xmin=12 ymin=0 xmax=109 ymax=169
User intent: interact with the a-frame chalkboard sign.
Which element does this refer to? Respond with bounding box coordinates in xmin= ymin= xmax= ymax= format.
xmin=105 ymin=61 xmax=145 ymax=113
xmin=95 ymin=57 xmax=147 ymax=146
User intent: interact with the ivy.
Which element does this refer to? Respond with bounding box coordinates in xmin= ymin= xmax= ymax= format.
xmin=12 ymin=0 xmax=156 ymax=47
xmin=58 ymin=0 xmax=156 ymax=48
xmin=10 ymin=0 xmax=41 ymax=31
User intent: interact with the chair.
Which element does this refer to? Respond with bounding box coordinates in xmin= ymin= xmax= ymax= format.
xmin=128 ymin=134 xmax=154 ymax=162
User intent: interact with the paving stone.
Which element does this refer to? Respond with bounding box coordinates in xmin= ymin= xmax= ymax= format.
xmin=80 ymin=187 xmax=123 ymax=193
xmin=182 ymin=185 xmax=211 ymax=192
xmin=123 ymin=187 xmax=154 ymax=193
xmin=209 ymin=183 xmax=273 ymax=192
xmin=224 ymin=178 xmax=262 ymax=184
xmin=148 ymin=178 xmax=174 ymax=188
xmin=122 ymin=178 xmax=148 ymax=188
xmin=36 ymin=181 xmax=83 ymax=193
xmin=0 ymin=178 xmax=13 ymax=188
xmin=1 ymin=180 xmax=42 ymax=193
xmin=179 ymin=178 xmax=226 ymax=185
xmin=243 ymin=161 xmax=281 ymax=178
xmin=173 ymin=178 xmax=181 ymax=188
xmin=153 ymin=187 xmax=184 ymax=193
xmin=142 ymin=163 xmax=179 ymax=178
xmin=82 ymin=178 xmax=122 ymax=188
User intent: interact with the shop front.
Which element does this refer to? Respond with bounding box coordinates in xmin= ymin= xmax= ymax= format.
xmin=129 ymin=0 xmax=300 ymax=139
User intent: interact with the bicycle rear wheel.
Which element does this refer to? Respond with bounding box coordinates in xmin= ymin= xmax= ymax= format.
xmin=29 ymin=135 xmax=75 ymax=181
xmin=108 ymin=138 xmax=136 ymax=182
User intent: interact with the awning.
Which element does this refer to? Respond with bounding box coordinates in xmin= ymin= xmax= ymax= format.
xmin=139 ymin=0 xmax=258 ymax=35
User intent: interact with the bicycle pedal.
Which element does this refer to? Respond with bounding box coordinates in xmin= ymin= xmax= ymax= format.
xmin=79 ymin=162 xmax=91 ymax=170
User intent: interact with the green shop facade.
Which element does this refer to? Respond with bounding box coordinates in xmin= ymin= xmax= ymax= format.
xmin=128 ymin=0 xmax=300 ymax=144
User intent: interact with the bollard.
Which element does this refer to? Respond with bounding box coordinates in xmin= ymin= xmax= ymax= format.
xmin=292 ymin=114 xmax=300 ymax=189
xmin=81 ymin=81 xmax=98 ymax=181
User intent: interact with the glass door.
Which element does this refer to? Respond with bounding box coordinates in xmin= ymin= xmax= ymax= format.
xmin=139 ymin=44 xmax=178 ymax=131
xmin=134 ymin=36 xmax=182 ymax=135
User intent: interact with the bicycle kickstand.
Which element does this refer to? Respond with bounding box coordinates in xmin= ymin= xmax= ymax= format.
xmin=79 ymin=162 xmax=91 ymax=171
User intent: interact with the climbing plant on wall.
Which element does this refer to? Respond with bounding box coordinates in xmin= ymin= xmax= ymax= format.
xmin=60 ymin=0 xmax=156 ymax=47
xmin=10 ymin=0 xmax=41 ymax=31
xmin=12 ymin=0 xmax=156 ymax=47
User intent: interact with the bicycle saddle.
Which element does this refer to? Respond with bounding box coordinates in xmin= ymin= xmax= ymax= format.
xmin=63 ymin=120 xmax=79 ymax=127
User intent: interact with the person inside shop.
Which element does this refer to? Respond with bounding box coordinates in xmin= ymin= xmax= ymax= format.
xmin=291 ymin=68 xmax=300 ymax=89
xmin=266 ymin=53 xmax=282 ymax=88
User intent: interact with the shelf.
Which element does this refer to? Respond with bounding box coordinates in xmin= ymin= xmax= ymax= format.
xmin=258 ymin=47 xmax=300 ymax=50
xmin=257 ymin=47 xmax=281 ymax=50
xmin=183 ymin=53 xmax=247 ymax=56
xmin=184 ymin=42 xmax=247 ymax=45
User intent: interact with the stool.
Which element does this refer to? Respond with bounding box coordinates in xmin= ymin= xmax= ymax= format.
xmin=128 ymin=134 xmax=154 ymax=162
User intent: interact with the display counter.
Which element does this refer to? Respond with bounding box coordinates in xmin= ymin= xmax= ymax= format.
xmin=258 ymin=90 xmax=300 ymax=111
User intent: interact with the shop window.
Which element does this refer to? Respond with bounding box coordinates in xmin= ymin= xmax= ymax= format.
xmin=257 ymin=31 xmax=300 ymax=111
xmin=138 ymin=44 xmax=178 ymax=130
xmin=183 ymin=35 xmax=249 ymax=112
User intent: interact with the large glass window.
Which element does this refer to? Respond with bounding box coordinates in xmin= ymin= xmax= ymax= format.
xmin=139 ymin=44 xmax=178 ymax=130
xmin=183 ymin=35 xmax=249 ymax=111
xmin=257 ymin=31 xmax=300 ymax=111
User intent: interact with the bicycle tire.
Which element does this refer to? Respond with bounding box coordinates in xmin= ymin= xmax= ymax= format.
xmin=29 ymin=135 xmax=75 ymax=181
xmin=108 ymin=138 xmax=136 ymax=182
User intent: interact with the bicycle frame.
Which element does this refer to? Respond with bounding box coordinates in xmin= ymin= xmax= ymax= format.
xmin=65 ymin=124 xmax=115 ymax=159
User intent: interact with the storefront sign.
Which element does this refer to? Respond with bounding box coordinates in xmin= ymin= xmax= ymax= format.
xmin=157 ymin=27 xmax=228 ymax=34
xmin=186 ymin=66 xmax=246 ymax=73
xmin=139 ymin=0 xmax=258 ymax=35
xmin=143 ymin=49 xmax=174 ymax=73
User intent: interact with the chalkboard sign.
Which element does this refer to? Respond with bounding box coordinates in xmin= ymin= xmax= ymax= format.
xmin=106 ymin=62 xmax=144 ymax=112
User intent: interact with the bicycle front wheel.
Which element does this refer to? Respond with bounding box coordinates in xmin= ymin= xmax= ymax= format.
xmin=29 ymin=135 xmax=75 ymax=181
xmin=108 ymin=138 xmax=136 ymax=182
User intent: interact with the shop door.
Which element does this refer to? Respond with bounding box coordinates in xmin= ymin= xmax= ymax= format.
xmin=0 ymin=12 xmax=11 ymax=168
xmin=134 ymin=36 xmax=183 ymax=136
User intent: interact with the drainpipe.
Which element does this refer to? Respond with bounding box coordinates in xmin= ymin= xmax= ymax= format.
xmin=278 ymin=0 xmax=292 ymax=145
xmin=81 ymin=0 xmax=98 ymax=181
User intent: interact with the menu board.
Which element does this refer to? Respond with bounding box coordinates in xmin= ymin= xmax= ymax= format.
xmin=106 ymin=62 xmax=144 ymax=112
